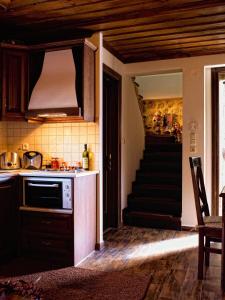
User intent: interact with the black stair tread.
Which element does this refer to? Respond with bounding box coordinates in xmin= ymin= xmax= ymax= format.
xmin=145 ymin=134 xmax=176 ymax=144
xmin=137 ymin=170 xmax=181 ymax=176
xmin=140 ymin=159 xmax=181 ymax=165
xmin=145 ymin=144 xmax=182 ymax=152
xmin=128 ymin=195 xmax=181 ymax=203
xmin=136 ymin=173 xmax=182 ymax=184
xmin=140 ymin=163 xmax=181 ymax=172
xmin=123 ymin=208 xmax=181 ymax=230
xmin=132 ymin=183 xmax=181 ymax=190
xmin=143 ymin=152 xmax=182 ymax=158
xmin=124 ymin=208 xmax=179 ymax=219
xmin=127 ymin=196 xmax=181 ymax=217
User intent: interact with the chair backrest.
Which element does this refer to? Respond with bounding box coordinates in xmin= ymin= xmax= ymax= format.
xmin=189 ymin=156 xmax=210 ymax=226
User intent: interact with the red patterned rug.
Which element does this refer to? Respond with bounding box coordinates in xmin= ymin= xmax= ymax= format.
xmin=0 ymin=267 xmax=150 ymax=300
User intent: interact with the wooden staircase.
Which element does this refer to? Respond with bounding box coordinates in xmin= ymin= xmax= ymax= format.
xmin=123 ymin=134 xmax=182 ymax=230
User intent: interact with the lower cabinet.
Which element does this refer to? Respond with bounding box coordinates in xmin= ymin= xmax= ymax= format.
xmin=19 ymin=174 xmax=97 ymax=267
xmin=0 ymin=176 xmax=18 ymax=262
xmin=20 ymin=211 xmax=74 ymax=266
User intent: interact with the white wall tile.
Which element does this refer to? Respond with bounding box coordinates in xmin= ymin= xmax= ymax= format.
xmin=1 ymin=121 xmax=99 ymax=169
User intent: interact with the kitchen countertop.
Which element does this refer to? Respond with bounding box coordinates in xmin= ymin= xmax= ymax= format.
xmin=0 ymin=169 xmax=99 ymax=178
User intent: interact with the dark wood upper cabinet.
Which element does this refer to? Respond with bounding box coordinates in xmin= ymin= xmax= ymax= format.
xmin=72 ymin=41 xmax=95 ymax=122
xmin=0 ymin=39 xmax=96 ymax=123
xmin=1 ymin=45 xmax=29 ymax=121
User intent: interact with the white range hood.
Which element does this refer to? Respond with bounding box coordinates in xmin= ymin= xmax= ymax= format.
xmin=26 ymin=49 xmax=80 ymax=120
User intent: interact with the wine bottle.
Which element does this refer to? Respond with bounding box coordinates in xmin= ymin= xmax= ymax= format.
xmin=82 ymin=144 xmax=89 ymax=170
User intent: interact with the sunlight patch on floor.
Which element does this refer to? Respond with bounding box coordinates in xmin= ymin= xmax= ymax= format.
xmin=127 ymin=234 xmax=198 ymax=260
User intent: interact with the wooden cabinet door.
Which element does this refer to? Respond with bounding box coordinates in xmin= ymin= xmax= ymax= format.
xmin=2 ymin=48 xmax=28 ymax=120
xmin=0 ymin=177 xmax=18 ymax=261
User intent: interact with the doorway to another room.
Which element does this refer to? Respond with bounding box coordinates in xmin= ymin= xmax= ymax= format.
xmin=103 ymin=64 xmax=121 ymax=232
xmin=123 ymin=72 xmax=183 ymax=230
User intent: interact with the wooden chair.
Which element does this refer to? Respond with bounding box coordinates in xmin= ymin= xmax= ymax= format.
xmin=189 ymin=156 xmax=222 ymax=279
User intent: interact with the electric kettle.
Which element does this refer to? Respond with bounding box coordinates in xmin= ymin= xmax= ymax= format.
xmin=23 ymin=151 xmax=43 ymax=169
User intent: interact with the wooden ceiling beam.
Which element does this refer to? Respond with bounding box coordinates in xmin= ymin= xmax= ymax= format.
xmin=120 ymin=41 xmax=225 ymax=56
xmin=103 ymin=15 xmax=225 ymax=41
xmin=2 ymin=0 xmax=159 ymax=19
xmin=112 ymin=33 xmax=225 ymax=51
xmin=2 ymin=1 xmax=225 ymax=29
xmin=107 ymin=29 xmax=225 ymax=47
xmin=123 ymin=45 xmax=225 ymax=62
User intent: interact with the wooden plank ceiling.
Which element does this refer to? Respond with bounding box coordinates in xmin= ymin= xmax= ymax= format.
xmin=1 ymin=0 xmax=225 ymax=63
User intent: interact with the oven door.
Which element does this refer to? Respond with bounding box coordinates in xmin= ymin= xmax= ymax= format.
xmin=24 ymin=178 xmax=63 ymax=209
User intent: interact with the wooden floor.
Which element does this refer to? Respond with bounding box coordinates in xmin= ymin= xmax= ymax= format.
xmin=79 ymin=226 xmax=224 ymax=300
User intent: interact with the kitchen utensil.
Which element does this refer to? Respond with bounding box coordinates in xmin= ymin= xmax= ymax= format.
xmin=0 ymin=152 xmax=20 ymax=170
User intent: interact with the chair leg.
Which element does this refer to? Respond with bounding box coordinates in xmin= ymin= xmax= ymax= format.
xmin=205 ymin=237 xmax=210 ymax=267
xmin=198 ymin=230 xmax=204 ymax=280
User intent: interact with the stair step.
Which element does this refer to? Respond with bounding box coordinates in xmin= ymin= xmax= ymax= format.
xmin=132 ymin=183 xmax=181 ymax=197
xmin=145 ymin=134 xmax=176 ymax=144
xmin=143 ymin=152 xmax=182 ymax=161
xmin=145 ymin=143 xmax=182 ymax=152
xmin=128 ymin=195 xmax=181 ymax=216
xmin=123 ymin=208 xmax=181 ymax=230
xmin=140 ymin=160 xmax=181 ymax=171
xmin=136 ymin=172 xmax=182 ymax=185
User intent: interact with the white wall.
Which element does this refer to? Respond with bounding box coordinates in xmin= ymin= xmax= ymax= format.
xmin=88 ymin=33 xmax=103 ymax=245
xmin=121 ymin=75 xmax=145 ymax=210
xmin=125 ymin=53 xmax=225 ymax=226
xmin=135 ymin=72 xmax=183 ymax=99
xmin=103 ymin=48 xmax=145 ymax=213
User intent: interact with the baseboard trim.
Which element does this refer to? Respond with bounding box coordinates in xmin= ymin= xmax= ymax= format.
xmin=181 ymin=225 xmax=196 ymax=231
xmin=95 ymin=242 xmax=104 ymax=251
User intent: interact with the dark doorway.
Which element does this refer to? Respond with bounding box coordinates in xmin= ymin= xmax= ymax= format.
xmin=103 ymin=64 xmax=121 ymax=232
xmin=211 ymin=67 xmax=225 ymax=215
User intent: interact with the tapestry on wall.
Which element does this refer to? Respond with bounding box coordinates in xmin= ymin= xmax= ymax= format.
xmin=142 ymin=98 xmax=183 ymax=141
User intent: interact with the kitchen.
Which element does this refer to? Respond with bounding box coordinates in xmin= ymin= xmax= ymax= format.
xmin=3 ymin=1 xmax=225 ymax=298
xmin=0 ymin=38 xmax=100 ymax=270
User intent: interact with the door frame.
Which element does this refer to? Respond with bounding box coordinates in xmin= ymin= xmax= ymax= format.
xmin=103 ymin=64 xmax=122 ymax=229
xmin=211 ymin=67 xmax=225 ymax=215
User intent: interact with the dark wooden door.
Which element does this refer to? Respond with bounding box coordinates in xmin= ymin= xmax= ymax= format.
xmin=103 ymin=65 xmax=121 ymax=232
xmin=2 ymin=48 xmax=28 ymax=121
xmin=0 ymin=177 xmax=17 ymax=262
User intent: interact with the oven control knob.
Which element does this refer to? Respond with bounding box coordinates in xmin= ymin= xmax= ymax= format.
xmin=66 ymin=193 xmax=70 ymax=197
xmin=66 ymin=185 xmax=70 ymax=189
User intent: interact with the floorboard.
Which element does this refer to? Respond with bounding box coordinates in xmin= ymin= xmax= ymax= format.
xmin=0 ymin=226 xmax=223 ymax=299
xmin=79 ymin=226 xmax=224 ymax=300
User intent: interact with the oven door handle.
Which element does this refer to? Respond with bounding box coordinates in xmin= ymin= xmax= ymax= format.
xmin=28 ymin=183 xmax=59 ymax=188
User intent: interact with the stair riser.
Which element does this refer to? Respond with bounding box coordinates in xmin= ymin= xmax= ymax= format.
xmin=136 ymin=176 xmax=181 ymax=185
xmin=145 ymin=145 xmax=182 ymax=152
xmin=128 ymin=195 xmax=181 ymax=217
xmin=123 ymin=209 xmax=181 ymax=230
xmin=143 ymin=154 xmax=182 ymax=162
xmin=145 ymin=136 xmax=176 ymax=144
xmin=132 ymin=189 xmax=181 ymax=198
xmin=127 ymin=203 xmax=181 ymax=217
xmin=140 ymin=163 xmax=181 ymax=172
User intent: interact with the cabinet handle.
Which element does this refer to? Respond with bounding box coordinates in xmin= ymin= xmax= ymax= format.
xmin=0 ymin=185 xmax=11 ymax=189
xmin=41 ymin=241 xmax=51 ymax=246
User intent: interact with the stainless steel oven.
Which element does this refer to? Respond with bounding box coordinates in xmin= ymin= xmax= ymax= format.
xmin=22 ymin=177 xmax=73 ymax=212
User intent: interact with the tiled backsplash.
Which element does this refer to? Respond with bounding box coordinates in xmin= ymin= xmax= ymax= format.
xmin=0 ymin=122 xmax=7 ymax=153
xmin=1 ymin=121 xmax=99 ymax=170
